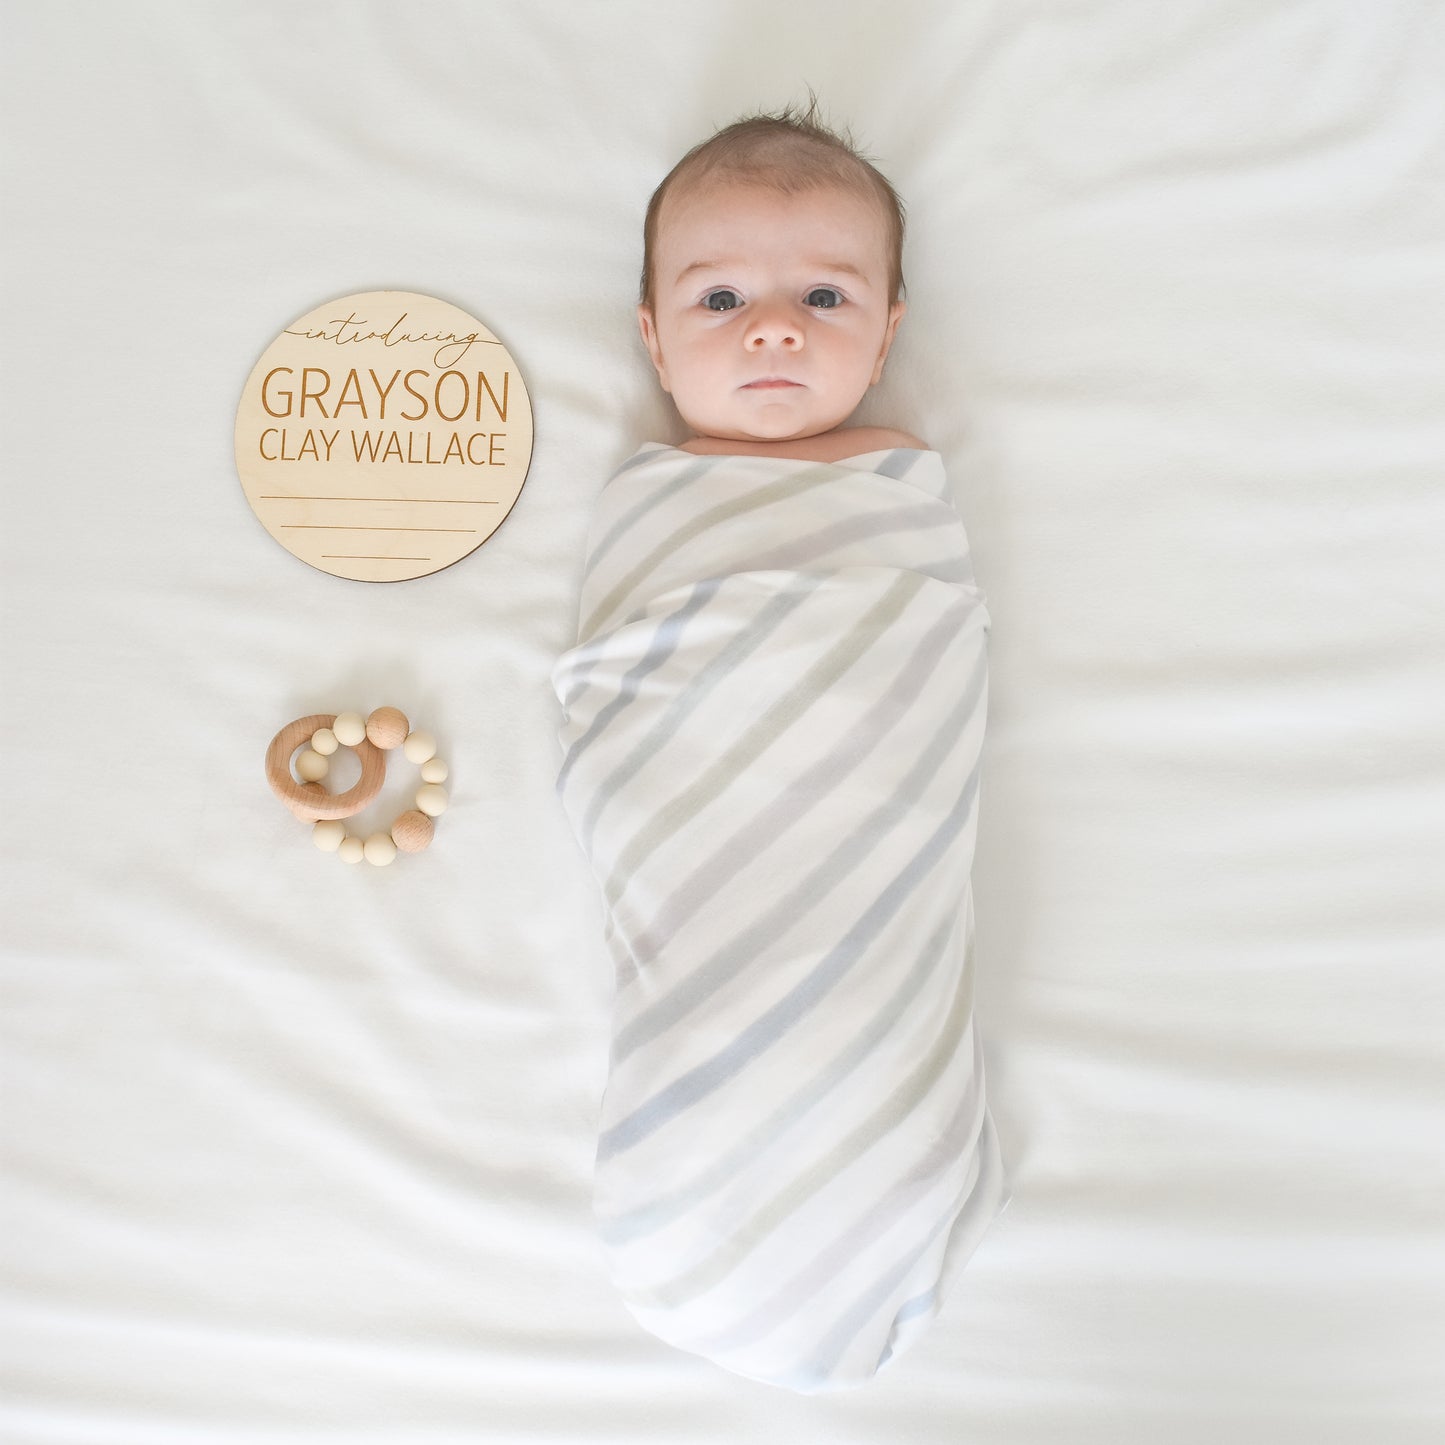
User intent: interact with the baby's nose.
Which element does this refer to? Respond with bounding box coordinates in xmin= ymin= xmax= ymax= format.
xmin=744 ymin=305 xmax=802 ymax=349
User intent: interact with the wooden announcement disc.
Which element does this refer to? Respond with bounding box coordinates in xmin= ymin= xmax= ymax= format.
xmin=235 ymin=291 xmax=533 ymax=582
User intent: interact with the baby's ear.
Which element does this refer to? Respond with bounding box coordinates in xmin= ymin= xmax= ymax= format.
xmin=637 ymin=305 xmax=671 ymax=393
xmin=871 ymin=301 xmax=907 ymax=385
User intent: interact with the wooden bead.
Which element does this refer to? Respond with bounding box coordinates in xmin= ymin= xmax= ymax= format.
xmin=295 ymin=748 xmax=329 ymax=782
xmin=390 ymin=809 xmax=434 ymax=853
xmin=363 ymin=832 xmax=397 ymax=866
xmin=402 ymin=729 xmax=437 ymax=764
xmin=312 ymin=819 xmax=346 ymax=852
xmin=310 ymin=727 xmax=339 ymax=756
xmin=338 ymin=836 xmax=365 ymax=864
xmin=420 ymin=756 xmax=448 ymax=784
xmin=367 ymin=707 xmax=409 ymax=750
xmin=333 ymin=711 xmax=366 ymax=747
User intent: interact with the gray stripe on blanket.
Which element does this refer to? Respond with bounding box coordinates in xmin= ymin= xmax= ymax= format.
xmin=595 ymin=910 xmax=960 ymax=1245
xmin=596 ymin=762 xmax=978 ymax=1159
xmin=561 ymin=501 xmax=948 ymax=732
xmin=671 ymin=1052 xmax=986 ymax=1358
xmin=600 ymin=570 xmax=927 ymax=913
xmin=555 ymin=577 xmax=724 ymax=795
xmin=581 ymin=463 xmax=847 ymax=639
xmin=583 ymin=452 xmax=717 ymax=580
xmin=798 ymin=1110 xmax=1006 ymax=1388
xmin=874 ymin=448 xmax=919 ymax=479
xmin=574 ymin=576 xmax=823 ymax=854
xmin=739 ymin=502 xmax=969 ymax=582
xmin=779 ymin=1157 xmax=986 ymax=1390
xmin=610 ymin=639 xmax=986 ymax=1056
xmin=631 ymin=943 xmax=982 ymax=1308
xmin=607 ymin=598 xmax=974 ymax=992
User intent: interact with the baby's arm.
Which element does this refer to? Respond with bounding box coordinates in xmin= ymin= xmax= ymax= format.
xmin=679 ymin=425 xmax=926 ymax=463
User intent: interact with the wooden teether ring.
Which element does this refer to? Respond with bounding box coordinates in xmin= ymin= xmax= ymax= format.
xmin=265 ymin=713 xmax=384 ymax=821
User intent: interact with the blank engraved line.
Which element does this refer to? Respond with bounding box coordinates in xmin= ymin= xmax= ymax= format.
xmin=322 ymin=553 xmax=432 ymax=562
xmin=260 ymin=495 xmax=497 ymax=504
xmin=280 ymin=524 xmax=475 ymax=534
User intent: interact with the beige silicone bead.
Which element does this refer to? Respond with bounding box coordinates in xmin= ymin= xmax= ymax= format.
xmin=312 ymin=819 xmax=346 ymax=852
xmin=391 ymin=809 xmax=435 ymax=853
xmin=333 ymin=711 xmax=366 ymax=747
xmin=402 ymin=729 xmax=437 ymax=764
xmin=367 ymin=707 xmax=409 ymax=750
xmin=363 ymin=832 xmax=398 ymax=866
xmin=338 ymin=835 xmax=365 ymax=864
xmin=295 ymin=748 xmax=329 ymax=783
xmin=310 ymin=727 xmax=339 ymax=756
xmin=420 ymin=756 xmax=448 ymax=784
xmin=415 ymin=784 xmax=448 ymax=817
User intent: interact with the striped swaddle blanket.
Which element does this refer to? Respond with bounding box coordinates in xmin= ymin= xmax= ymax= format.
xmin=551 ymin=442 xmax=1008 ymax=1391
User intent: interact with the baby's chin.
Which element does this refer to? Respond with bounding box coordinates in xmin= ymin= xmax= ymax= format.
xmin=681 ymin=409 xmax=854 ymax=445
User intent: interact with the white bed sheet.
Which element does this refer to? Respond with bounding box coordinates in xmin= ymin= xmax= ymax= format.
xmin=3 ymin=2 xmax=1442 ymax=1441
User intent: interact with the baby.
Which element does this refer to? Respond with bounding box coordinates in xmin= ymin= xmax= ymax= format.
xmin=553 ymin=101 xmax=1005 ymax=1392
xmin=636 ymin=101 xmax=924 ymax=463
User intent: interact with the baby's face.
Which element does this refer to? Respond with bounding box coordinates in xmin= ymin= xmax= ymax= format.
xmin=639 ymin=180 xmax=905 ymax=443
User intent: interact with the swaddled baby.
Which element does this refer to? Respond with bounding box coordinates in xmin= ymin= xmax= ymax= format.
xmin=552 ymin=99 xmax=1007 ymax=1391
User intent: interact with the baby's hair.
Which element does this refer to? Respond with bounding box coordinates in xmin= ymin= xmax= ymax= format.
xmin=640 ymin=91 xmax=907 ymax=311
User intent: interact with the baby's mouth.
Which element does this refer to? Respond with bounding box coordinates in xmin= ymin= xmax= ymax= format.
xmin=741 ymin=378 xmax=802 ymax=389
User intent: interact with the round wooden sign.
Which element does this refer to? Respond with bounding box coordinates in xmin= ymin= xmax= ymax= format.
xmin=235 ymin=291 xmax=533 ymax=582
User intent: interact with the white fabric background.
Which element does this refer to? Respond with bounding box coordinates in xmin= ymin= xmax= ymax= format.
xmin=3 ymin=2 xmax=1442 ymax=1441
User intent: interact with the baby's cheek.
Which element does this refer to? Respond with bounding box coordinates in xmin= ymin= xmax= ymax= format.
xmin=675 ymin=364 xmax=727 ymax=417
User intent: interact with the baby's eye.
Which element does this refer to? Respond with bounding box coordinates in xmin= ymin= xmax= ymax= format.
xmin=703 ymin=290 xmax=742 ymax=312
xmin=806 ymin=287 xmax=843 ymax=309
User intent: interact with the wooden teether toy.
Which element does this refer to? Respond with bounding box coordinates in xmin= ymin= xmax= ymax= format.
xmin=264 ymin=707 xmax=450 ymax=866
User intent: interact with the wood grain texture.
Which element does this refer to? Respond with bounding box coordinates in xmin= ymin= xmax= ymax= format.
xmin=265 ymin=714 xmax=384 ymax=820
